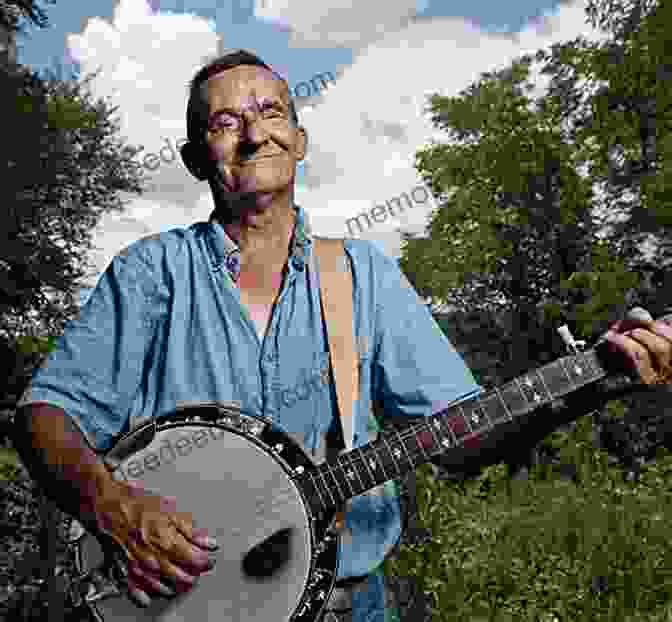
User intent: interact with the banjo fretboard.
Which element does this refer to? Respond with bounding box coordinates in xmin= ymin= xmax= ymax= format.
xmin=300 ymin=345 xmax=616 ymax=515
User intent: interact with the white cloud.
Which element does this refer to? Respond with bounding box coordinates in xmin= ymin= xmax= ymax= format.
xmin=257 ymin=0 xmax=419 ymax=49
xmin=67 ymin=0 xmax=608 ymax=282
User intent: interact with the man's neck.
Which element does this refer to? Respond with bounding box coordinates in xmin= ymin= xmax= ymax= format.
xmin=219 ymin=199 xmax=296 ymax=276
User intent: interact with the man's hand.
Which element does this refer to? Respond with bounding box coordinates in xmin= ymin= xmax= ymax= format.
xmin=599 ymin=307 xmax=672 ymax=386
xmin=93 ymin=479 xmax=219 ymax=608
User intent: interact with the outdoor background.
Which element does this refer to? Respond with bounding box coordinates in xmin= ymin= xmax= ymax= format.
xmin=1 ymin=0 xmax=671 ymax=621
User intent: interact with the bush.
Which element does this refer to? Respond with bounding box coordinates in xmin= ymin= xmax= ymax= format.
xmin=384 ymin=411 xmax=672 ymax=621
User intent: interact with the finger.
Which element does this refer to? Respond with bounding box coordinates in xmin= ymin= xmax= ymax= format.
xmin=626 ymin=328 xmax=672 ymax=360
xmin=173 ymin=512 xmax=219 ymax=551
xmin=606 ymin=317 xmax=655 ymax=335
xmin=625 ymin=328 xmax=672 ymax=375
xmin=603 ymin=330 xmax=660 ymax=384
xmin=128 ymin=560 xmax=176 ymax=598
xmin=127 ymin=537 xmax=202 ymax=585
xmin=651 ymin=319 xmax=672 ymax=342
xmin=159 ymin=515 xmax=217 ymax=573
xmin=126 ymin=575 xmax=152 ymax=608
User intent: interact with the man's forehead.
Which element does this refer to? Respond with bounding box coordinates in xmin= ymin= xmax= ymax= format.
xmin=207 ymin=64 xmax=277 ymax=85
xmin=205 ymin=65 xmax=286 ymax=105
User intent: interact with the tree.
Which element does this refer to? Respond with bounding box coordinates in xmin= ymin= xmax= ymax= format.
xmin=400 ymin=0 xmax=672 ymax=383
xmin=0 ymin=0 xmax=55 ymax=35
xmin=0 ymin=58 xmax=150 ymax=411
xmin=0 ymin=63 xmax=146 ymax=343
xmin=537 ymin=0 xmax=672 ymax=276
xmin=399 ymin=54 xmax=615 ymax=378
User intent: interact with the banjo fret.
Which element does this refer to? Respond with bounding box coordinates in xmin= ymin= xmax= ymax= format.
xmin=355 ymin=446 xmax=377 ymax=488
xmin=334 ymin=454 xmax=357 ymax=498
xmin=308 ymin=470 xmax=328 ymax=512
xmin=324 ymin=460 xmax=346 ymax=504
xmin=344 ymin=452 xmax=367 ymax=493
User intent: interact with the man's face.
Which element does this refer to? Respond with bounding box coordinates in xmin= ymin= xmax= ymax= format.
xmin=201 ymin=65 xmax=306 ymax=201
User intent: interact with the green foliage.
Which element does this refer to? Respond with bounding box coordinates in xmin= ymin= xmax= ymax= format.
xmin=14 ymin=335 xmax=57 ymax=355
xmin=0 ymin=57 xmax=146 ymax=341
xmin=385 ymin=411 xmax=672 ymax=621
xmin=400 ymin=0 xmax=671 ymax=368
xmin=402 ymin=52 xmax=597 ymax=316
xmin=559 ymin=241 xmax=641 ymax=338
xmin=0 ymin=0 xmax=55 ymax=35
xmin=0 ymin=447 xmax=20 ymax=480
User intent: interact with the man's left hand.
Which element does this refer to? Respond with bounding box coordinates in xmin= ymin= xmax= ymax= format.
xmin=600 ymin=308 xmax=672 ymax=386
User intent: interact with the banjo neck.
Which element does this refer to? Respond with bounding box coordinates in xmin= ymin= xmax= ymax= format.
xmin=299 ymin=316 xmax=671 ymax=518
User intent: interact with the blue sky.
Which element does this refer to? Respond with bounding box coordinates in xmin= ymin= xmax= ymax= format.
xmin=12 ymin=0 xmax=603 ymax=307
xmin=18 ymin=0 xmax=567 ymax=76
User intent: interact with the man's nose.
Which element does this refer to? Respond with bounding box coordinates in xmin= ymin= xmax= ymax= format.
xmin=239 ymin=111 xmax=270 ymax=144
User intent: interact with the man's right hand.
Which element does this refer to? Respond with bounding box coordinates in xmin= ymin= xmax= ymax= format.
xmin=92 ymin=479 xmax=219 ymax=608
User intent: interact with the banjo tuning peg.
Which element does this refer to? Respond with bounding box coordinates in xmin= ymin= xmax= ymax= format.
xmin=557 ymin=324 xmax=587 ymax=354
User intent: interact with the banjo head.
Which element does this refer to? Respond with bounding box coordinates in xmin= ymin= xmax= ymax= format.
xmin=75 ymin=403 xmax=339 ymax=622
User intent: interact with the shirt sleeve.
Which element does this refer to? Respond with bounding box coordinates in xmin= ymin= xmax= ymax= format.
xmin=369 ymin=245 xmax=482 ymax=421
xmin=17 ymin=241 xmax=166 ymax=452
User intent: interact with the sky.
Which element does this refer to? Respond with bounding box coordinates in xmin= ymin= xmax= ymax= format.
xmin=13 ymin=0 xmax=609 ymax=306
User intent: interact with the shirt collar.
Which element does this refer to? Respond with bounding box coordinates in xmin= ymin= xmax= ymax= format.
xmin=205 ymin=204 xmax=313 ymax=283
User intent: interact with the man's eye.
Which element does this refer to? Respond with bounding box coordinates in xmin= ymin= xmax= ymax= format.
xmin=210 ymin=116 xmax=238 ymax=131
xmin=262 ymin=107 xmax=283 ymax=118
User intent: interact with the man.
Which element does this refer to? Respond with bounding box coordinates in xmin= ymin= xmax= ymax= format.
xmin=11 ymin=49 xmax=672 ymax=622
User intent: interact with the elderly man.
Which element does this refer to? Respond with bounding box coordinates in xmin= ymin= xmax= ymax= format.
xmin=11 ymin=49 xmax=672 ymax=622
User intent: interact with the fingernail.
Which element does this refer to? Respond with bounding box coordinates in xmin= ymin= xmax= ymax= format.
xmin=157 ymin=583 xmax=175 ymax=597
xmin=202 ymin=536 xmax=219 ymax=550
xmin=131 ymin=589 xmax=151 ymax=608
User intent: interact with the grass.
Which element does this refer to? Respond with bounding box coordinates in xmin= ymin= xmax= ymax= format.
xmin=384 ymin=405 xmax=672 ymax=622
xmin=0 ymin=446 xmax=19 ymax=480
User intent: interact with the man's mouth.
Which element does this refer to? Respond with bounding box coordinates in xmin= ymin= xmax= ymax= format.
xmin=240 ymin=154 xmax=282 ymax=164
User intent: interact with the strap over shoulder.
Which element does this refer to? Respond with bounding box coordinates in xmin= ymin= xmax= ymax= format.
xmin=311 ymin=238 xmax=359 ymax=453
xmin=311 ymin=237 xmax=359 ymax=533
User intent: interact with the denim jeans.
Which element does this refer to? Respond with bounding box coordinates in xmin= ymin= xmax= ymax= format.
xmin=324 ymin=565 xmax=416 ymax=622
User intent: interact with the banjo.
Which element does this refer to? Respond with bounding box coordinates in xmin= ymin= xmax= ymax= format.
xmin=65 ymin=317 xmax=670 ymax=622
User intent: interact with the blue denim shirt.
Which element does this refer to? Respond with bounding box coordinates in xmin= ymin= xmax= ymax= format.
xmin=19 ymin=205 xmax=481 ymax=619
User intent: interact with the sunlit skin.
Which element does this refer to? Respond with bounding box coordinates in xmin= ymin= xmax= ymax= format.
xmin=182 ymin=65 xmax=307 ymax=328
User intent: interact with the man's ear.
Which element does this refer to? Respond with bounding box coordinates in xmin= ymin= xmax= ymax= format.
xmin=296 ymin=126 xmax=308 ymax=162
xmin=180 ymin=141 xmax=210 ymax=181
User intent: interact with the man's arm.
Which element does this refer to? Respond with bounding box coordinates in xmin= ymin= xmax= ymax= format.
xmin=10 ymin=238 xmax=168 ymax=526
xmin=11 ymin=403 xmax=123 ymax=532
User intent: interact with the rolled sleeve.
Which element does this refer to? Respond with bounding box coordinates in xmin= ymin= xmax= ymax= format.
xmin=370 ymin=247 xmax=482 ymax=420
xmin=17 ymin=242 xmax=165 ymax=452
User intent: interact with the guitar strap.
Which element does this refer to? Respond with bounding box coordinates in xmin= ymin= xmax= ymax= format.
xmin=311 ymin=237 xmax=359 ymax=532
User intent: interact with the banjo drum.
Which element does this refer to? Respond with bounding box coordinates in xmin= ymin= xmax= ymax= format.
xmin=69 ymin=401 xmax=342 ymax=622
